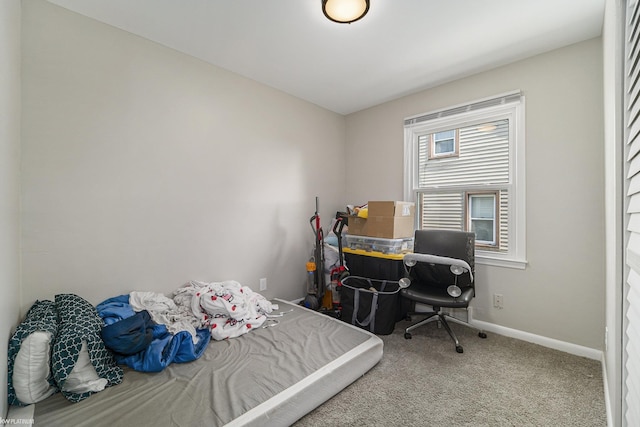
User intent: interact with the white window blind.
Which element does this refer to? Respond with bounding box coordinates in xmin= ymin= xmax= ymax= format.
xmin=625 ymin=0 xmax=640 ymax=425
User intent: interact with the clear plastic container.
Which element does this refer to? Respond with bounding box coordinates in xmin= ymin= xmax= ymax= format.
xmin=344 ymin=235 xmax=414 ymax=254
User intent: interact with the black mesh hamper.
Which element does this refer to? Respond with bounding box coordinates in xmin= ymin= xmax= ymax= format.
xmin=340 ymin=276 xmax=401 ymax=335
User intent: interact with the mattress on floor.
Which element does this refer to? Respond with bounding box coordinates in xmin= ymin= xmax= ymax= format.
xmin=26 ymin=299 xmax=383 ymax=427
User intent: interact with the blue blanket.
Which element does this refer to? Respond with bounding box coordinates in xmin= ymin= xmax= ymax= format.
xmin=96 ymin=295 xmax=211 ymax=372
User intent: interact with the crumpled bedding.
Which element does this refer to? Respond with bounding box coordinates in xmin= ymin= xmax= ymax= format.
xmin=172 ymin=280 xmax=274 ymax=340
xmin=97 ymin=295 xmax=211 ymax=373
xmin=128 ymin=291 xmax=201 ymax=343
xmin=96 ymin=280 xmax=275 ymax=372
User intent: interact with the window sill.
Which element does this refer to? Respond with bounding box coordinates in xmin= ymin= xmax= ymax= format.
xmin=476 ymin=253 xmax=527 ymax=270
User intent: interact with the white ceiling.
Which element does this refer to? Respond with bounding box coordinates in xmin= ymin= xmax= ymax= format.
xmin=46 ymin=0 xmax=605 ymax=115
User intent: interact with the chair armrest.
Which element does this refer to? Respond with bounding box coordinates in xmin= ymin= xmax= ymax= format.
xmin=403 ymin=253 xmax=473 ymax=282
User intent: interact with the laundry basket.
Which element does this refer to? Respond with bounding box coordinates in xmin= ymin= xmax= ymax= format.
xmin=340 ymin=276 xmax=401 ymax=335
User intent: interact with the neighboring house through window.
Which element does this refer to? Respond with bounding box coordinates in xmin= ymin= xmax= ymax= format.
xmin=404 ymin=91 xmax=526 ymax=269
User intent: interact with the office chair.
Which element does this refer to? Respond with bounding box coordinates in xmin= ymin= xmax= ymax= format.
xmin=400 ymin=229 xmax=487 ymax=353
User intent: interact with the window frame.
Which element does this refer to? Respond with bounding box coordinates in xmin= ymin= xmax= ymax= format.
xmin=403 ymin=92 xmax=527 ymax=269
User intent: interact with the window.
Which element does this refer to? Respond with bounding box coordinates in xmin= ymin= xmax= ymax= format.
xmin=429 ymin=130 xmax=459 ymax=159
xmin=404 ymin=92 xmax=526 ymax=269
xmin=467 ymin=192 xmax=498 ymax=247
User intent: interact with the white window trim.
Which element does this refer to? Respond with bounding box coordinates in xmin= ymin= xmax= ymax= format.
xmin=403 ymin=91 xmax=527 ymax=269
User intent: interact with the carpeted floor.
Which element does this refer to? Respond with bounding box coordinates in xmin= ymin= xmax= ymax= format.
xmin=294 ymin=319 xmax=606 ymax=427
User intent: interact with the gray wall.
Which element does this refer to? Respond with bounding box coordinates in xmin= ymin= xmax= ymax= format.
xmin=345 ymin=38 xmax=605 ymax=350
xmin=20 ymin=0 xmax=347 ymax=310
xmin=0 ymin=0 xmax=22 ymax=417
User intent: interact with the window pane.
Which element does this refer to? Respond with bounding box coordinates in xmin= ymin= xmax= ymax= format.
xmin=419 ymin=119 xmax=509 ymax=187
xmin=420 ymin=192 xmax=464 ymax=230
xmin=471 ymin=195 xmax=494 ymax=218
xmin=434 ymin=130 xmax=455 ymax=140
xmin=471 ymin=219 xmax=494 ymax=242
xmin=435 ymin=139 xmax=454 ymax=154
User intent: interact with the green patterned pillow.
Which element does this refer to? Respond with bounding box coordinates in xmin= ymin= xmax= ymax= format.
xmin=7 ymin=300 xmax=59 ymax=406
xmin=51 ymin=294 xmax=123 ymax=402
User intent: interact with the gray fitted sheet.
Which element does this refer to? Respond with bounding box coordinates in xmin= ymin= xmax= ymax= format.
xmin=28 ymin=299 xmax=383 ymax=426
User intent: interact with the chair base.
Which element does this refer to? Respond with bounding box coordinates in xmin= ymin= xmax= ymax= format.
xmin=404 ymin=310 xmax=487 ymax=353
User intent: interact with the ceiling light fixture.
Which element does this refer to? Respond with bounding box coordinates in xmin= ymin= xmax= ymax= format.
xmin=322 ymin=0 xmax=370 ymax=24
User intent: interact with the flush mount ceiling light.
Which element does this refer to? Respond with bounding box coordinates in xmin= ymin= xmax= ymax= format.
xmin=322 ymin=0 xmax=370 ymax=24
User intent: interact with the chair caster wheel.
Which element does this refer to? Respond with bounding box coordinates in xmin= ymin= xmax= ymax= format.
xmin=404 ymin=332 xmax=412 ymax=339
xmin=478 ymin=332 xmax=487 ymax=339
xmin=456 ymin=345 xmax=464 ymax=353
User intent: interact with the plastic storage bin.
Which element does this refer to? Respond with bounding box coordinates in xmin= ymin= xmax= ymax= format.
xmin=343 ymin=248 xmax=405 ymax=282
xmin=344 ymin=235 xmax=414 ymax=254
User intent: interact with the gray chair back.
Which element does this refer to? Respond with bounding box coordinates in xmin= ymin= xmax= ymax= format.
xmin=411 ymin=229 xmax=475 ymax=288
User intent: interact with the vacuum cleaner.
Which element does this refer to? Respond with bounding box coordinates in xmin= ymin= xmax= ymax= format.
xmin=303 ymin=197 xmax=325 ymax=310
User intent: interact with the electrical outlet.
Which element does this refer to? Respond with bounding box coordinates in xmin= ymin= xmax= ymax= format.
xmin=259 ymin=277 xmax=267 ymax=291
xmin=493 ymin=293 xmax=504 ymax=309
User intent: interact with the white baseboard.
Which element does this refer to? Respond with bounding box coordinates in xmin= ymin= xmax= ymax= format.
xmin=469 ymin=317 xmax=603 ymax=360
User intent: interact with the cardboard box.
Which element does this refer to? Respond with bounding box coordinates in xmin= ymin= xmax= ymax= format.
xmin=366 ymin=201 xmax=415 ymax=239
xmin=367 ymin=216 xmax=414 ymax=238
xmin=347 ymin=215 xmax=368 ymax=236
xmin=347 ymin=201 xmax=415 ymax=238
xmin=368 ymin=201 xmax=415 ymax=218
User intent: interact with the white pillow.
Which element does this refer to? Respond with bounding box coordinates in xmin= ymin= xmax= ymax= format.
xmin=62 ymin=341 xmax=108 ymax=394
xmin=12 ymin=331 xmax=56 ymax=404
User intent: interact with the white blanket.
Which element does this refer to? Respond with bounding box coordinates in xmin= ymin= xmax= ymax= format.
xmin=129 ymin=281 xmax=274 ymax=342
xmin=129 ymin=291 xmax=200 ymax=342
xmin=172 ymin=280 xmax=275 ymax=340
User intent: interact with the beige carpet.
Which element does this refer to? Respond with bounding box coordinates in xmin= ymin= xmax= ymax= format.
xmin=294 ymin=318 xmax=606 ymax=427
